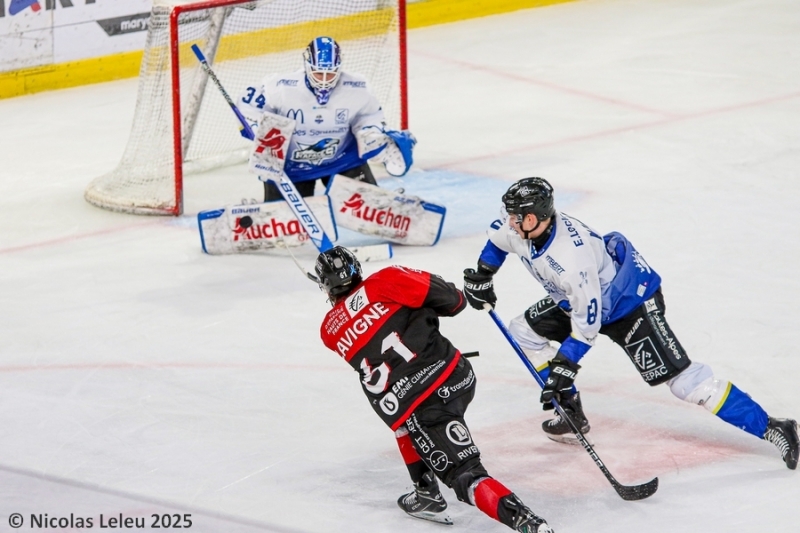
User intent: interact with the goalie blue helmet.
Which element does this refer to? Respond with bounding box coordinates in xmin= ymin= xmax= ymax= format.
xmin=304 ymin=36 xmax=341 ymax=105
xmin=502 ymin=177 xmax=555 ymax=222
xmin=315 ymin=246 xmax=363 ymax=300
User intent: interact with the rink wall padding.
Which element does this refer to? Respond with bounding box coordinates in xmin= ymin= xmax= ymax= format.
xmin=0 ymin=0 xmax=578 ymax=100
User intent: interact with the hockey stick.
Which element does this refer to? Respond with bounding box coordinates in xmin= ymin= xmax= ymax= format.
xmin=277 ymin=244 xmax=320 ymax=284
xmin=191 ymin=44 xmax=392 ymax=260
xmin=191 ymin=44 xmax=254 ymax=140
xmin=485 ymin=306 xmax=659 ymax=501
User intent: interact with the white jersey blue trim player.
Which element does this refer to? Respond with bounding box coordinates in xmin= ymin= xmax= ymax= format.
xmin=461 ymin=177 xmax=798 ymax=468
xmin=238 ymin=36 xmax=414 ymax=199
xmin=239 ymin=69 xmax=384 ymax=182
xmin=479 ymin=213 xmax=662 ymax=362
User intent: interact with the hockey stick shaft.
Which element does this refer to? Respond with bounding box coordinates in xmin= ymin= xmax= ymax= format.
xmin=272 ymin=176 xmax=335 ymax=253
xmin=485 ymin=306 xmax=658 ymax=501
xmin=191 ymin=44 xmax=254 ymax=140
xmin=276 ymin=240 xmax=321 ymax=283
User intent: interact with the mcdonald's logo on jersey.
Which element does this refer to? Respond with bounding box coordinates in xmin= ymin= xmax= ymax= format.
xmin=285 ymin=109 xmax=305 ymax=124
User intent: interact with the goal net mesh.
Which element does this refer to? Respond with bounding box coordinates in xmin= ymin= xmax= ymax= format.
xmin=85 ymin=0 xmax=401 ymax=215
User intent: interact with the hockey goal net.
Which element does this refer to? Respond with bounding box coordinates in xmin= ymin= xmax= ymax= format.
xmin=85 ymin=0 xmax=407 ymax=216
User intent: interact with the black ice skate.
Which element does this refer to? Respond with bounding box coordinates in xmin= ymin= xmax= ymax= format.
xmin=542 ymin=392 xmax=591 ymax=445
xmin=499 ymin=494 xmax=553 ymax=533
xmin=397 ymin=471 xmax=453 ymax=525
xmin=763 ymin=417 xmax=799 ymax=470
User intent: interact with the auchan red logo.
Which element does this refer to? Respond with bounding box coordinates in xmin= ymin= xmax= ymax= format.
xmin=339 ymin=193 xmax=411 ymax=233
xmin=233 ymin=217 xmax=307 ymax=241
xmin=254 ymin=128 xmax=286 ymax=160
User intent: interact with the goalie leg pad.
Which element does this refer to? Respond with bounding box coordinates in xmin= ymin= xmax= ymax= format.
xmin=327 ymin=175 xmax=445 ymax=246
xmin=338 ymin=162 xmax=377 ymax=186
xmin=197 ymin=196 xmax=337 ymax=254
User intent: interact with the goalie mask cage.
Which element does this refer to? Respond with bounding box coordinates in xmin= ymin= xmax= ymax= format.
xmin=85 ymin=0 xmax=407 ymax=216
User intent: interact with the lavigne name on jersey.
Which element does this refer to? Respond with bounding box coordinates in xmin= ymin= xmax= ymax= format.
xmin=320 ymin=266 xmax=464 ymax=430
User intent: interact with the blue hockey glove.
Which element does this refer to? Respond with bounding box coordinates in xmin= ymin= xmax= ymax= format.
xmin=540 ymin=353 xmax=580 ymax=409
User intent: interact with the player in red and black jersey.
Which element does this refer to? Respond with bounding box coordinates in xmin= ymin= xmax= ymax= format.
xmin=317 ymin=246 xmax=552 ymax=533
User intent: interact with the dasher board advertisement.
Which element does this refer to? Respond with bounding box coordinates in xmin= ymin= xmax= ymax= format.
xmin=0 ymin=0 xmax=152 ymax=72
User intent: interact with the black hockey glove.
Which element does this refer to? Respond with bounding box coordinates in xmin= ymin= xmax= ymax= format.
xmin=540 ymin=353 xmax=580 ymax=409
xmin=463 ymin=268 xmax=496 ymax=310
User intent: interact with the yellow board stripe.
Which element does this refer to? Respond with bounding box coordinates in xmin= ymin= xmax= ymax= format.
xmin=408 ymin=0 xmax=578 ymax=29
xmin=712 ymin=381 xmax=732 ymax=415
xmin=0 ymin=0 xmax=577 ymax=100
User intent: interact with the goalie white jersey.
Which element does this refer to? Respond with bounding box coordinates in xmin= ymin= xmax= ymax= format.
xmin=238 ymin=69 xmax=386 ymax=182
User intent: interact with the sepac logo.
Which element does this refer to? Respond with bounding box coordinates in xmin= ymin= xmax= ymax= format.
xmin=626 ymin=337 xmax=667 ymax=381
xmin=339 ymin=193 xmax=411 ymax=234
xmin=254 ymin=128 xmax=286 ymax=160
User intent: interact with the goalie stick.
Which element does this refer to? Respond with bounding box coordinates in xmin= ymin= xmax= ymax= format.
xmin=191 ymin=44 xmax=391 ymax=261
xmin=191 ymin=44 xmax=254 ymax=141
xmin=485 ymin=305 xmax=659 ymax=501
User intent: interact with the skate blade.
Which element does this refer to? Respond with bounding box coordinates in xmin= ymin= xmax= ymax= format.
xmin=405 ymin=510 xmax=453 ymax=525
xmin=546 ymin=432 xmax=594 ymax=446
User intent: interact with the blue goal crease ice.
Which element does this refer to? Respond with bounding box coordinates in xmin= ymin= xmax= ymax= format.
xmin=372 ymin=169 xmax=582 ymax=242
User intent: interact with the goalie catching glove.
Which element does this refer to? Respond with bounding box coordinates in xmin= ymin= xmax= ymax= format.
xmin=540 ymin=354 xmax=580 ymax=409
xmin=355 ymin=126 xmax=416 ymax=177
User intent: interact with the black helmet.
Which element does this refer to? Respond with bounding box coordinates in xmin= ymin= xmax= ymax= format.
xmin=315 ymin=246 xmax=363 ymax=299
xmin=502 ymin=177 xmax=555 ymax=222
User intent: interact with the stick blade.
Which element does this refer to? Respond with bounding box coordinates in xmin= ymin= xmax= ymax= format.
xmin=614 ymin=477 xmax=658 ymax=501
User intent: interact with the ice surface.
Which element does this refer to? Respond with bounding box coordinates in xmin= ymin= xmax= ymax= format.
xmin=1 ymin=0 xmax=798 ymax=532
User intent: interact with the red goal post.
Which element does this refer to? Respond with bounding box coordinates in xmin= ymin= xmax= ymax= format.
xmin=85 ymin=0 xmax=408 ymax=216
